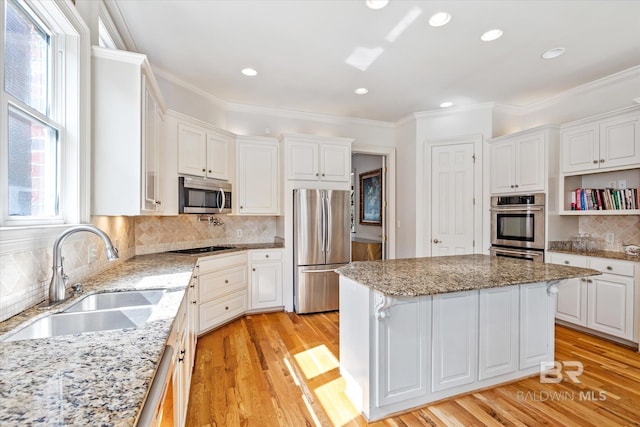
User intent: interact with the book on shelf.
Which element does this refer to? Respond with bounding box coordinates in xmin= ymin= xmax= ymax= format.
xmin=571 ymin=187 xmax=639 ymax=210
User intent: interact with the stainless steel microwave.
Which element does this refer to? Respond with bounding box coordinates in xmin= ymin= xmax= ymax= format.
xmin=178 ymin=176 xmax=232 ymax=214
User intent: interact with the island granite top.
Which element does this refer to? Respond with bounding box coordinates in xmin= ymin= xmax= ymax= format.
xmin=336 ymin=254 xmax=599 ymax=297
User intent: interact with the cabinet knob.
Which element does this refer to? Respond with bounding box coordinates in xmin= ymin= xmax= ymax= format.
xmin=433 ymin=239 xmax=440 ymax=244
xmin=192 ymin=301 xmax=197 ymax=304
xmin=514 ymin=184 xmax=519 ymax=188
xmin=208 ymin=169 xmax=212 ymax=173
xmin=252 ymin=268 xmax=256 ymax=271
xmin=587 ymin=279 xmax=593 ymax=283
xmin=202 ymin=168 xmax=206 ymax=172
xmin=225 ymin=306 xmax=229 ymax=310
xmin=179 ymin=357 xmax=184 ymax=363
xmin=240 ymin=206 xmax=244 ymax=209
xmin=600 ymin=159 xmax=605 ymax=163
xmin=593 ymin=160 xmax=599 ymax=164
xmin=322 ymin=173 xmax=325 ymax=177
xmin=154 ymin=200 xmax=162 ymax=205
xmin=510 ymin=185 xmax=515 ymax=188
xmin=564 ymin=260 xmax=570 ymax=265
xmin=315 ymin=173 xmax=319 ymax=177
xmin=193 ymin=275 xmax=197 ymax=279
xmin=606 ymin=266 xmax=613 ymax=271
xmin=225 ymin=279 xmax=229 ymax=283
xmin=581 ymin=277 xmax=587 ymax=282
xmin=265 ymin=254 xmax=269 ymax=258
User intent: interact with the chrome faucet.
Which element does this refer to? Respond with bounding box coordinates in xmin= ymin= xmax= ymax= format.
xmin=48 ymin=225 xmax=119 ymax=305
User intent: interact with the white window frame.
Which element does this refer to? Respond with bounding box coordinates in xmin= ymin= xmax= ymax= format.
xmin=0 ymin=0 xmax=91 ymax=249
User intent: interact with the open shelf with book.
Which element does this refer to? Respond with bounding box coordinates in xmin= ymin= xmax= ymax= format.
xmin=559 ymin=168 xmax=640 ymax=215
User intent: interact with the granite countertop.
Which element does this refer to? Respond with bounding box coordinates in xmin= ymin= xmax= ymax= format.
xmin=0 ymin=253 xmax=196 ymax=426
xmin=336 ymin=254 xmax=599 ymax=297
xmin=547 ymin=248 xmax=640 ymax=262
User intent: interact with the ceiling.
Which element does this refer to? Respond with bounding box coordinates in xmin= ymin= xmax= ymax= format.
xmin=113 ymin=0 xmax=640 ymax=122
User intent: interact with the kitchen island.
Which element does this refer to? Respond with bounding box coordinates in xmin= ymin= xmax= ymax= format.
xmin=336 ymin=254 xmax=598 ymax=422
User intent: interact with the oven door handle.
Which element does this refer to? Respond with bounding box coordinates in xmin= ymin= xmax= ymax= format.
xmin=492 ymin=247 xmax=544 ymax=258
xmin=490 ymin=207 xmax=544 ymax=212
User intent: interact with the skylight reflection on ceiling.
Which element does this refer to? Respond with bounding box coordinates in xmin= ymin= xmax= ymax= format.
xmin=385 ymin=6 xmax=423 ymax=43
xmin=345 ymin=46 xmax=385 ymax=71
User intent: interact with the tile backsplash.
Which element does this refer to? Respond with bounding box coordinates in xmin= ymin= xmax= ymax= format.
xmin=0 ymin=215 xmax=278 ymax=322
xmin=579 ymin=215 xmax=640 ymax=247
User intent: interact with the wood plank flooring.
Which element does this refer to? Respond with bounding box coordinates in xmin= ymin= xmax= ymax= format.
xmin=185 ymin=312 xmax=640 ymax=426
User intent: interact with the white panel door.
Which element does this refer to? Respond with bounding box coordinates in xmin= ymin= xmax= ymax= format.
xmin=237 ymin=142 xmax=279 ymax=214
xmin=375 ymin=296 xmax=429 ymax=406
xmin=478 ymin=286 xmax=519 ymax=380
xmin=432 ymin=291 xmax=478 ymax=392
xmin=288 ymin=141 xmax=319 ymax=180
xmin=177 ymin=123 xmax=206 ymax=177
xmin=250 ymin=262 xmax=283 ymax=309
xmin=431 ymin=143 xmax=475 ymax=256
xmin=520 ymin=282 xmax=554 ymax=369
xmin=560 ymin=124 xmax=599 ymax=173
xmin=490 ymin=141 xmax=516 ymax=194
xmin=587 ymin=274 xmax=634 ymax=340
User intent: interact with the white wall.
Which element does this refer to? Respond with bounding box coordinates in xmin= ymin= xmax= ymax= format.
xmin=394 ymin=118 xmax=417 ymax=259
xmin=352 ymin=153 xmax=384 ymax=241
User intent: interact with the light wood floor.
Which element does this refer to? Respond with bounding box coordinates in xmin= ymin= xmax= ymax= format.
xmin=186 ymin=311 xmax=640 ymax=426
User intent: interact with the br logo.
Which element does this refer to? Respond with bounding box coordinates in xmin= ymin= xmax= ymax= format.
xmin=540 ymin=361 xmax=584 ymax=383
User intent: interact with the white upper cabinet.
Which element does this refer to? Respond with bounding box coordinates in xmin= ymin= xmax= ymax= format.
xmin=283 ymin=134 xmax=353 ymax=182
xmin=561 ymin=110 xmax=640 ymax=174
xmin=236 ymin=136 xmax=280 ymax=215
xmin=92 ymin=47 xmax=167 ymax=216
xmin=177 ymin=116 xmax=233 ymax=181
xmin=490 ymin=128 xmax=547 ymax=194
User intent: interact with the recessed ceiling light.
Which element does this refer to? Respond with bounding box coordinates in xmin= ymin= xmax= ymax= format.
xmin=440 ymin=101 xmax=453 ymax=108
xmin=480 ymin=29 xmax=503 ymax=42
xmin=241 ymin=68 xmax=257 ymax=77
xmin=354 ymin=87 xmax=369 ymax=95
xmin=541 ymin=47 xmax=566 ymax=59
xmin=428 ymin=12 xmax=451 ymax=27
xmin=366 ymin=0 xmax=388 ymax=10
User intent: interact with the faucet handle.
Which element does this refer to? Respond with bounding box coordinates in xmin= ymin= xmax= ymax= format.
xmin=71 ymin=283 xmax=83 ymax=294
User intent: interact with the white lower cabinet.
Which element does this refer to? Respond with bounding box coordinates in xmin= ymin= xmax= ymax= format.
xmin=197 ymin=252 xmax=248 ymax=334
xmin=248 ymin=249 xmax=283 ymax=310
xmin=340 ymin=276 xmax=557 ymax=422
xmin=431 ymin=291 xmax=478 ymax=392
xmin=548 ymin=252 xmax=636 ymax=342
xmin=375 ymin=296 xmax=429 ymax=406
xmin=478 ymin=286 xmax=519 ymax=380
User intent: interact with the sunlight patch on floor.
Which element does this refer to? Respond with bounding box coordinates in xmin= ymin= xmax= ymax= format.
xmin=293 ymin=344 xmax=339 ymax=380
xmin=314 ymin=377 xmax=360 ymax=427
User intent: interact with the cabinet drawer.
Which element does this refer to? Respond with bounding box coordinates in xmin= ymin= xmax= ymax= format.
xmin=198 ymin=251 xmax=247 ymax=273
xmin=589 ymin=258 xmax=634 ymax=277
xmin=249 ymin=249 xmax=282 ymax=262
xmin=199 ymin=290 xmax=247 ymax=332
xmin=547 ymin=253 xmax=588 ymax=268
xmin=199 ymin=265 xmax=247 ymax=302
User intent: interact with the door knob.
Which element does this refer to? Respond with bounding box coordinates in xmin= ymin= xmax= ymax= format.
xmin=433 ymin=239 xmax=440 ymax=244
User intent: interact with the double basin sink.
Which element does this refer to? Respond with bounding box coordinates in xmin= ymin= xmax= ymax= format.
xmin=3 ymin=289 xmax=166 ymax=342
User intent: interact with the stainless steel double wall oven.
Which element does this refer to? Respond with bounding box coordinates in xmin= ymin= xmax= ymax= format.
xmin=490 ymin=193 xmax=545 ymax=262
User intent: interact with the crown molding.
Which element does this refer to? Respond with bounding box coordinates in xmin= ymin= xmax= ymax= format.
xmin=101 ymin=0 xmax=138 ymax=52
xmin=520 ymin=65 xmax=640 ymax=115
xmin=152 ymin=67 xmax=228 ymax=110
xmin=412 ymin=102 xmax=496 ymax=120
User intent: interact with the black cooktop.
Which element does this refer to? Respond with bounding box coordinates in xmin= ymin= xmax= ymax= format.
xmin=170 ymin=246 xmax=235 ymax=254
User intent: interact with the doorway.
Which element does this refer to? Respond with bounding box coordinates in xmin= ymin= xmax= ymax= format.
xmin=351 ymin=150 xmax=393 ymax=260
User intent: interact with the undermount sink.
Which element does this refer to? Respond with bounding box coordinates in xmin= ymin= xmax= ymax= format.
xmin=2 ymin=289 xmax=167 ymax=342
xmin=3 ymin=307 xmax=154 ymax=342
xmin=64 ymin=289 xmax=166 ymax=313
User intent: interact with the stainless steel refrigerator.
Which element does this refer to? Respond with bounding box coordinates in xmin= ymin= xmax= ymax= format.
xmin=294 ymin=189 xmax=350 ymax=314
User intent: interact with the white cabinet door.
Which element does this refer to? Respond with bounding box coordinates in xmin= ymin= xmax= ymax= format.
xmin=599 ymin=113 xmax=640 ymax=169
xmin=587 ymin=274 xmax=634 ymax=340
xmin=375 ymin=296 xmax=429 ymax=406
xmin=561 ymin=123 xmax=600 ymax=173
xmin=142 ymin=78 xmax=161 ymax=211
xmin=431 ymin=291 xmax=478 ymax=392
xmin=178 ymin=123 xmax=206 ymax=177
xmin=206 ymin=133 xmax=230 ymax=180
xmin=250 ymin=262 xmax=283 ymax=309
xmin=478 ymin=286 xmax=519 ymax=380
xmin=490 ymin=141 xmax=515 ymax=194
xmin=288 ymin=141 xmax=319 ymax=180
xmin=237 ymin=139 xmax=280 ymax=215
xmin=515 ymin=134 xmax=545 ymax=193
xmin=556 ymin=277 xmax=588 ymax=326
xmin=320 ymin=143 xmax=351 ymax=182
xmin=520 ymin=282 xmax=554 ymax=369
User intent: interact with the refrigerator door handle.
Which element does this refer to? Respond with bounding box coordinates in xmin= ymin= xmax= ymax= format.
xmin=301 ymin=269 xmax=338 ymax=274
xmin=321 ymin=191 xmax=327 ymax=254
xmin=325 ymin=192 xmax=332 ymax=257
